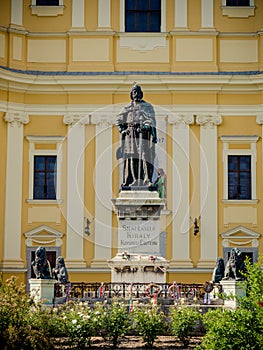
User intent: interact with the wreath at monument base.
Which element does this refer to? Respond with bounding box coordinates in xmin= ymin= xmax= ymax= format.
xmin=145 ymin=283 xmax=160 ymax=298
xmin=168 ymin=282 xmax=180 ymax=299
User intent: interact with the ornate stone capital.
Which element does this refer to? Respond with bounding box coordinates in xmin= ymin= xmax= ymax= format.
xmin=63 ymin=114 xmax=88 ymax=126
xmin=91 ymin=114 xmax=116 ymax=128
xmin=4 ymin=112 xmax=29 ymax=127
xmin=167 ymin=114 xmax=194 ymax=126
xmin=256 ymin=114 xmax=263 ymax=125
xmin=196 ymin=114 xmax=222 ymax=128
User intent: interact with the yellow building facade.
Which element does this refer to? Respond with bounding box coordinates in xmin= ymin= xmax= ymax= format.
xmin=0 ymin=0 xmax=262 ymax=286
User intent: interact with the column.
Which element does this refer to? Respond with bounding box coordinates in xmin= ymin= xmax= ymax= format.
xmin=10 ymin=0 xmax=23 ymax=29
xmin=98 ymin=0 xmax=111 ymax=29
xmin=90 ymin=114 xmax=114 ymax=268
xmin=71 ymin=0 xmax=85 ymax=30
xmin=201 ymin=0 xmax=214 ymax=29
xmin=168 ymin=114 xmax=194 ymax=268
xmin=63 ymin=115 xmax=86 ymax=268
xmin=174 ymin=0 xmax=188 ymax=30
xmin=2 ymin=112 xmax=29 ymax=268
xmin=196 ymin=115 xmax=222 ymax=268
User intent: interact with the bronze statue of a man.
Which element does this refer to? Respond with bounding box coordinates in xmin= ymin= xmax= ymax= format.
xmin=116 ymin=83 xmax=157 ymax=188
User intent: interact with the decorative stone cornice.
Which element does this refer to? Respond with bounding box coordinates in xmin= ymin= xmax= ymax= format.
xmin=167 ymin=114 xmax=194 ymax=126
xmin=4 ymin=112 xmax=29 ymax=126
xmin=196 ymin=114 xmax=222 ymax=128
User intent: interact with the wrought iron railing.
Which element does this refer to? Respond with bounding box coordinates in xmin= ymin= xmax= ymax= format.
xmin=55 ymin=281 xmax=223 ymax=303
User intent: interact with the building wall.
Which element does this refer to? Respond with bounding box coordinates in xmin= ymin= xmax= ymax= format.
xmin=0 ymin=0 xmax=262 ymax=285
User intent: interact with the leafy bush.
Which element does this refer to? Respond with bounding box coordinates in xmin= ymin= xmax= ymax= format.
xmin=198 ymin=307 xmax=263 ymax=350
xmin=198 ymin=256 xmax=263 ymax=350
xmin=132 ymin=303 xmax=165 ymax=348
xmin=61 ymin=301 xmax=96 ymax=348
xmin=170 ymin=305 xmax=201 ymax=347
xmin=240 ymin=255 xmax=263 ymax=308
xmin=95 ymin=300 xmax=131 ymax=347
xmin=0 ymin=276 xmax=55 ymax=350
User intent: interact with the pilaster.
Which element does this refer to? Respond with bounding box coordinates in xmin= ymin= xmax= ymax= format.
xmin=63 ymin=114 xmax=86 ymax=268
xmin=90 ymin=114 xmax=115 ymax=268
xmin=174 ymin=0 xmax=188 ymax=30
xmin=98 ymin=0 xmax=112 ymax=30
xmin=10 ymin=0 xmax=24 ymax=30
xmin=196 ymin=115 xmax=222 ymax=268
xmin=1 ymin=112 xmax=29 ymax=269
xmin=201 ymin=0 xmax=214 ymax=30
xmin=71 ymin=0 xmax=85 ymax=30
xmin=168 ymin=114 xmax=194 ymax=268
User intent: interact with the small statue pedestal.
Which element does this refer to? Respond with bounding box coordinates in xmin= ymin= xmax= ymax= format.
xmin=29 ymin=278 xmax=56 ymax=304
xmin=110 ymin=190 xmax=169 ymax=283
xmin=220 ymin=279 xmax=246 ymax=309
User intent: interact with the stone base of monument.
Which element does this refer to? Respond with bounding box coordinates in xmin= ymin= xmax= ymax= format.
xmin=111 ymin=190 xmax=168 ymax=284
xmin=220 ymin=279 xmax=246 ymax=309
xmin=108 ymin=253 xmax=169 ymax=284
xmin=29 ymin=278 xmax=56 ymax=304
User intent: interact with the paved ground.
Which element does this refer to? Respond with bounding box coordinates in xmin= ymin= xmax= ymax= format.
xmin=54 ymin=335 xmax=203 ymax=349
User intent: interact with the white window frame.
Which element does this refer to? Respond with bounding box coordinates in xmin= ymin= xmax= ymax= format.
xmin=222 ymin=0 xmax=255 ymax=18
xmin=26 ymin=136 xmax=65 ymax=204
xmin=220 ymin=135 xmax=259 ymax=204
xmin=120 ymin=0 xmax=166 ymax=33
xmin=30 ymin=0 xmax=64 ymax=16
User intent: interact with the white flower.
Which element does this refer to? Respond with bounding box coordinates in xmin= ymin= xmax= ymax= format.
xmin=72 ymin=319 xmax=77 ymax=324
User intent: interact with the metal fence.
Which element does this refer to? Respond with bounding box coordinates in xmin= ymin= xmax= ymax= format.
xmin=55 ymin=281 xmax=223 ymax=303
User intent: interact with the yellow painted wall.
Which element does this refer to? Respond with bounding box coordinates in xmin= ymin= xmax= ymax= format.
xmin=23 ymin=0 xmax=71 ymax=33
xmin=0 ymin=0 xmax=10 ymax=28
xmin=214 ymin=0 xmax=263 ymax=33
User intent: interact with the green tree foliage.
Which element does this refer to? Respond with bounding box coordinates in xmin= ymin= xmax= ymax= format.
xmin=132 ymin=303 xmax=165 ymax=348
xmin=170 ymin=305 xmax=201 ymax=347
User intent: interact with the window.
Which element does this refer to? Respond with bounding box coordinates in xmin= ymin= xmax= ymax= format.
xmin=31 ymin=0 xmax=64 ymax=16
xmin=226 ymin=0 xmax=250 ymax=5
xmin=222 ymin=0 xmax=254 ymax=17
xmin=228 ymin=155 xmax=251 ymax=200
xmin=36 ymin=0 xmax=59 ymax=5
xmin=26 ymin=136 xmax=64 ymax=203
xmin=34 ymin=156 xmax=57 ymax=200
xmin=125 ymin=0 xmax=161 ymax=32
xmin=220 ymin=135 xmax=259 ymax=203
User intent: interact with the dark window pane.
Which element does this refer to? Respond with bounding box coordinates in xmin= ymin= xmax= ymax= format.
xmin=126 ymin=12 xmax=136 ymax=32
xmin=138 ymin=0 xmax=148 ymax=10
xmin=33 ymin=155 xmax=57 ymax=200
xmin=228 ymin=155 xmax=251 ymax=200
xmin=150 ymin=0 xmax=161 ymax=10
xmin=36 ymin=0 xmax=59 ymax=5
xmin=126 ymin=0 xmax=136 ymax=10
xmin=137 ymin=12 xmax=148 ymax=32
xmin=150 ymin=12 xmax=161 ymax=32
xmin=226 ymin=0 xmax=250 ymax=6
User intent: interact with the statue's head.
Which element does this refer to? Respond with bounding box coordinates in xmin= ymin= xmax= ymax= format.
xmin=216 ymin=257 xmax=225 ymax=270
xmin=56 ymin=256 xmax=65 ymax=267
xmin=35 ymin=246 xmax=47 ymax=259
xmin=130 ymin=83 xmax=143 ymax=102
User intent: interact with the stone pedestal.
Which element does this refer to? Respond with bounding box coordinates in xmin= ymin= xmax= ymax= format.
xmin=220 ymin=279 xmax=246 ymax=309
xmin=29 ymin=278 xmax=57 ymax=304
xmin=108 ymin=253 xmax=169 ymax=284
xmin=110 ymin=190 xmax=169 ymax=283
